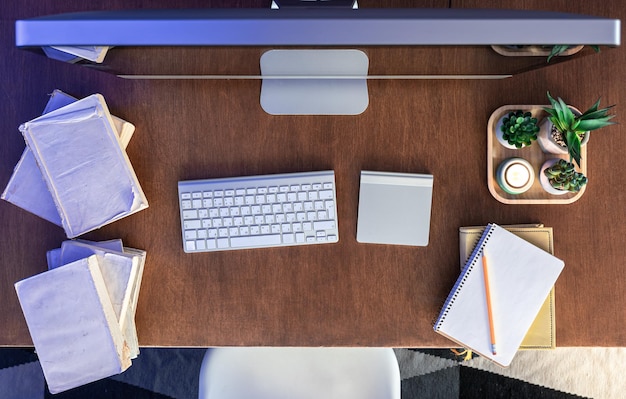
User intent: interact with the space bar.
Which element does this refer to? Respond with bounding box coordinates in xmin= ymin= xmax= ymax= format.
xmin=230 ymin=234 xmax=282 ymax=248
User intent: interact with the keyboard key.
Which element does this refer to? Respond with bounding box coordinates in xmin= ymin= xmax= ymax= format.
xmin=319 ymin=190 xmax=334 ymax=200
xmin=183 ymin=210 xmax=198 ymax=219
xmin=231 ymin=234 xmax=281 ymax=248
xmin=184 ymin=220 xmax=202 ymax=229
xmin=314 ymin=220 xmax=336 ymax=230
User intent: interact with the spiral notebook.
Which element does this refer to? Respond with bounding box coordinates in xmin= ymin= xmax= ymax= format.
xmin=434 ymin=223 xmax=564 ymax=367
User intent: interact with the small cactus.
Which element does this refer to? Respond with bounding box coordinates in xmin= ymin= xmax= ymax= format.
xmin=501 ymin=110 xmax=539 ymax=148
xmin=544 ymin=159 xmax=587 ymax=192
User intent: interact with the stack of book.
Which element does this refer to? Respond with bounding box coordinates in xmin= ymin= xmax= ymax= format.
xmin=42 ymin=46 xmax=111 ymax=64
xmin=1 ymin=90 xmax=147 ymax=237
xmin=458 ymin=224 xmax=559 ymax=351
xmin=15 ymin=239 xmax=146 ymax=394
xmin=434 ymin=223 xmax=565 ymax=367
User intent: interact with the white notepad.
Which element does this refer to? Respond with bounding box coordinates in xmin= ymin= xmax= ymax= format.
xmin=19 ymin=94 xmax=148 ymax=237
xmin=14 ymin=255 xmax=131 ymax=394
xmin=433 ymin=223 xmax=565 ymax=367
xmin=356 ymin=171 xmax=433 ymax=246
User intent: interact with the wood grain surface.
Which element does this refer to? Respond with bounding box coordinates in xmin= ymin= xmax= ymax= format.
xmin=1 ymin=0 xmax=624 ymax=347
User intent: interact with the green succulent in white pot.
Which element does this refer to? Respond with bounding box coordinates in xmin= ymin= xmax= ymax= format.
xmin=496 ymin=110 xmax=539 ymax=149
xmin=538 ymin=92 xmax=616 ymax=168
xmin=539 ymin=158 xmax=587 ymax=195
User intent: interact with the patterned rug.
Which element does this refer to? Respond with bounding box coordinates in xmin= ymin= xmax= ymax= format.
xmin=1 ymin=347 xmax=624 ymax=398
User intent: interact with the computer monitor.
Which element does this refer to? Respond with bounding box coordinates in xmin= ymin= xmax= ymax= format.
xmin=15 ymin=6 xmax=621 ymax=114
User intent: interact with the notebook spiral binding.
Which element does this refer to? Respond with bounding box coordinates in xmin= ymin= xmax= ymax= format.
xmin=433 ymin=223 xmax=496 ymax=330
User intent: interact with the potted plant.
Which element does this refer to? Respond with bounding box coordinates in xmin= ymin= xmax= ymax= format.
xmin=547 ymin=45 xmax=600 ymax=63
xmin=537 ymin=92 xmax=616 ymax=167
xmin=490 ymin=44 xmax=584 ymax=59
xmin=496 ymin=110 xmax=539 ymax=149
xmin=539 ymin=158 xmax=587 ymax=195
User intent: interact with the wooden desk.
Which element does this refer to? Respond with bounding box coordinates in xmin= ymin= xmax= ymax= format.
xmin=2 ymin=0 xmax=625 ymax=348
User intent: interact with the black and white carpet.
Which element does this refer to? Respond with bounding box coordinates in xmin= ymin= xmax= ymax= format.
xmin=1 ymin=347 xmax=623 ymax=398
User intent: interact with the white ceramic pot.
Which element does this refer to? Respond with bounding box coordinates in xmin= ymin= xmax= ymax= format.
xmin=539 ymin=159 xmax=569 ymax=196
xmin=495 ymin=116 xmax=521 ymax=149
xmin=537 ymin=117 xmax=589 ymax=155
xmin=496 ymin=157 xmax=535 ymax=195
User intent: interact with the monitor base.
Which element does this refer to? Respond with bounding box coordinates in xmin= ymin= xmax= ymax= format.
xmin=260 ymin=49 xmax=369 ymax=115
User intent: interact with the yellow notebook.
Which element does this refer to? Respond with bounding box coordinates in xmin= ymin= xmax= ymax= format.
xmin=459 ymin=224 xmax=556 ymax=350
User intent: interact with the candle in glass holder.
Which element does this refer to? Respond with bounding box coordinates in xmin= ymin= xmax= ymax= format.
xmin=496 ymin=158 xmax=534 ymax=195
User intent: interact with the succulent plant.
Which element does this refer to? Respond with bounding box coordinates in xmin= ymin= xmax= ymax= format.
xmin=500 ymin=110 xmax=539 ymax=148
xmin=546 ymin=45 xmax=601 ymax=63
xmin=543 ymin=92 xmax=616 ymax=168
xmin=544 ymin=159 xmax=587 ymax=192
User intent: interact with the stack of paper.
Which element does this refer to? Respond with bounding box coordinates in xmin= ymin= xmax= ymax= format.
xmin=2 ymin=91 xmax=148 ymax=237
xmin=2 ymin=90 xmax=136 ymax=226
xmin=15 ymin=239 xmax=146 ymax=394
xmin=42 ymin=46 xmax=111 ymax=63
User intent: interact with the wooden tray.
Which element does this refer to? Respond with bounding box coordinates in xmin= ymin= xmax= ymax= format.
xmin=487 ymin=105 xmax=587 ymax=204
xmin=490 ymin=45 xmax=584 ymax=57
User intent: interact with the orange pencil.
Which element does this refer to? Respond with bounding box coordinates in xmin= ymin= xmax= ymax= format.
xmin=482 ymin=252 xmax=497 ymax=355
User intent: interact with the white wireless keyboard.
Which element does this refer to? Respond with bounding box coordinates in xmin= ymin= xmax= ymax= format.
xmin=178 ymin=171 xmax=339 ymax=253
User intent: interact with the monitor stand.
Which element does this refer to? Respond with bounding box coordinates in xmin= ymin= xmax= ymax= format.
xmin=260 ymin=49 xmax=369 ymax=115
